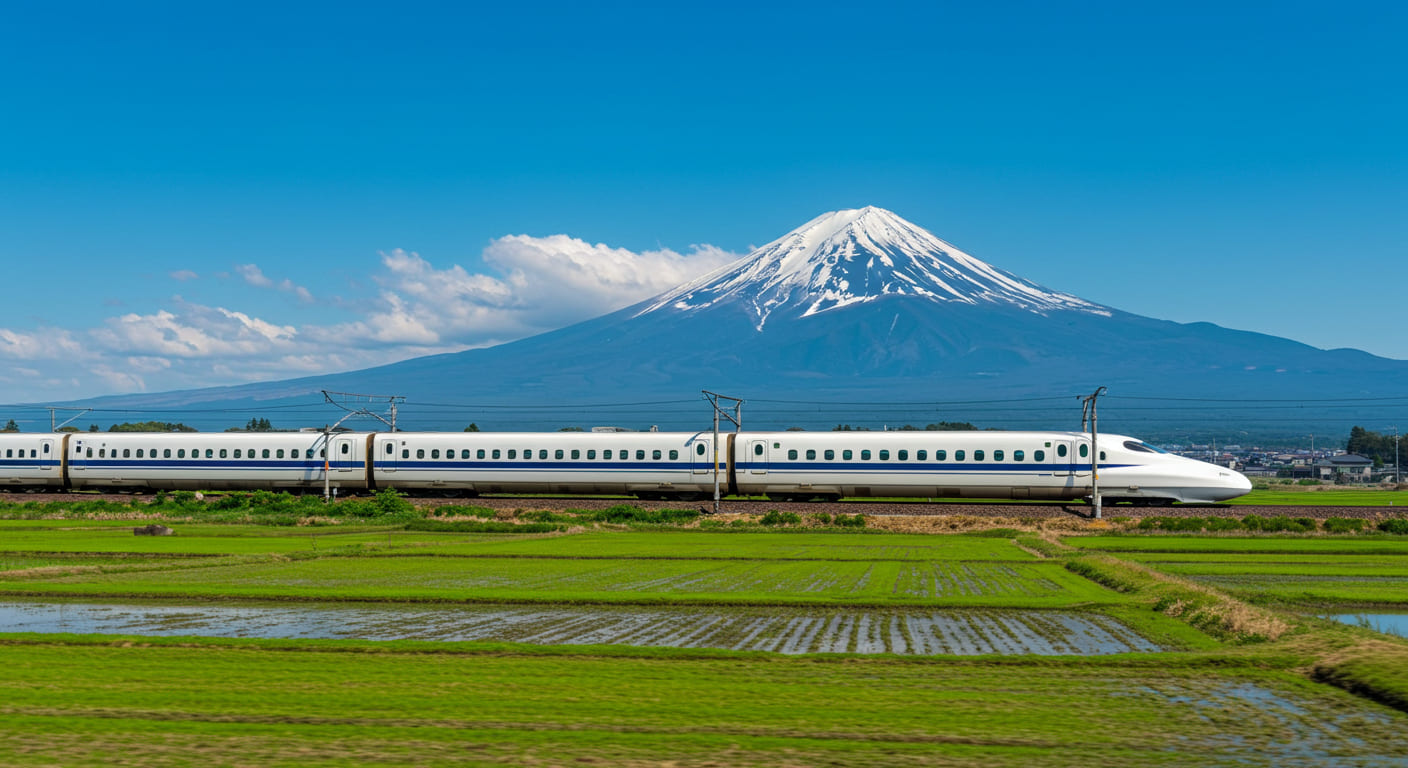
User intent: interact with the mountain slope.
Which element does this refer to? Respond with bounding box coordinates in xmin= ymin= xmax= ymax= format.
xmin=55 ymin=207 xmax=1408 ymax=434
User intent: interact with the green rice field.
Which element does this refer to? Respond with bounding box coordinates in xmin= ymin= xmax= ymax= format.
xmin=2 ymin=509 xmax=1408 ymax=766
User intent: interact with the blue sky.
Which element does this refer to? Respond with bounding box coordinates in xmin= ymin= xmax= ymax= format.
xmin=2 ymin=0 xmax=1404 ymax=405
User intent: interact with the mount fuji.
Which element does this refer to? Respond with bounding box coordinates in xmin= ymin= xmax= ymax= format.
xmin=61 ymin=207 xmax=1408 ymax=434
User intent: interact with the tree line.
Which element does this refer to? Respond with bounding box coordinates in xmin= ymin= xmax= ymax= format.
xmin=1346 ymin=426 xmax=1406 ymax=469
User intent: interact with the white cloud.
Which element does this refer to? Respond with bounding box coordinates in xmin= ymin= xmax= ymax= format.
xmin=1 ymin=233 xmax=742 ymax=402
xmin=236 ymin=264 xmax=273 ymax=287
xmin=361 ymin=238 xmax=740 ymax=347
xmin=0 ymin=328 xmax=85 ymax=360
xmin=236 ymin=264 xmax=315 ymax=302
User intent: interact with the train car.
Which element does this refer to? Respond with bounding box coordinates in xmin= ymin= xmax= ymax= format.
xmin=0 ymin=426 xmax=1251 ymax=504
xmin=65 ymin=431 xmax=373 ymax=492
xmin=369 ymin=431 xmax=726 ymax=499
xmin=0 ymin=433 xmax=65 ymax=490
xmin=729 ymin=430 xmax=1249 ymax=504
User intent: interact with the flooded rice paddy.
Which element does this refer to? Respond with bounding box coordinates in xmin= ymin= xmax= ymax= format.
xmin=1323 ymin=613 xmax=1408 ymax=638
xmin=0 ymin=599 xmax=1160 ymax=655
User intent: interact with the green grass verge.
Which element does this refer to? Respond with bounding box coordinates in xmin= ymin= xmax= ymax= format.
xmin=1231 ymin=487 xmax=1408 ymax=506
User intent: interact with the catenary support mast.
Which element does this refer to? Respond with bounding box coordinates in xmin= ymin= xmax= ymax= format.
xmin=702 ymin=391 xmax=743 ymax=515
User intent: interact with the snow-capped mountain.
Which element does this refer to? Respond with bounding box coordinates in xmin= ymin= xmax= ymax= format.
xmin=638 ymin=206 xmax=1108 ymax=329
xmin=56 ymin=206 xmax=1408 ymax=436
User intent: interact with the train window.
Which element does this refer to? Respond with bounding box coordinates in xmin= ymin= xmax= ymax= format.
xmin=955 ymin=450 xmax=965 ymax=461
xmin=123 ymin=449 xmax=131 ymax=458
xmin=557 ymin=450 xmax=565 ymax=459
xmin=788 ymin=449 xmax=798 ymax=460
xmin=492 ymin=449 xmax=501 ymax=459
xmin=508 ymin=449 xmax=517 ymax=459
xmin=652 ymin=450 xmax=662 ymax=460
xmin=754 ymin=444 xmax=763 ymax=456
xmin=260 ymin=449 xmax=268 ymax=459
xmin=994 ymin=450 xmax=1004 ymax=461
xmin=277 ymin=449 xmax=285 ymax=459
xmin=879 ymin=450 xmax=890 ymax=460
xmin=307 ymin=449 xmax=316 ymax=459
xmin=861 ymin=450 xmax=871 ymax=460
xmin=669 ymin=450 xmax=678 ymax=460
xmin=319 ymin=448 xmax=326 ymax=458
xmin=843 ymin=449 xmax=852 ymax=460
xmin=135 ymin=449 xmax=143 ymax=458
xmin=540 ymin=450 xmax=549 ymax=460
xmin=917 ymin=450 xmax=927 ymax=460
xmin=636 ymin=450 xmax=645 ymax=460
xmin=1057 ymin=445 xmax=1068 ymax=457
xmin=402 ymin=449 xmax=409 ymax=459
xmin=341 ymin=444 xmax=349 ymax=455
xmin=431 ymin=449 xmax=440 ymax=459
xmin=1099 ymin=451 xmax=1106 ymax=461
xmin=1014 ymin=450 xmax=1024 ymax=461
xmin=604 ymin=450 xmax=612 ymax=459
xmin=1035 ymin=450 xmax=1045 ymax=461
xmin=416 ymin=449 xmax=424 ymax=459
xmin=824 ymin=449 xmax=834 ymax=460
xmin=936 ymin=450 xmax=946 ymax=460
xmin=476 ymin=449 xmax=485 ymax=459
xmin=974 ymin=450 xmax=984 ymax=461
xmin=219 ymin=449 xmax=227 ymax=458
xmin=386 ymin=444 xmax=394 ymax=455
xmin=571 ymin=449 xmax=580 ymax=459
xmin=99 ymin=449 xmax=106 ymax=458
xmin=587 ymin=449 xmax=596 ymax=459
xmin=458 ymin=449 xmax=467 ymax=459
xmin=806 ymin=449 xmax=816 ymax=460
xmin=1123 ymin=440 xmax=1166 ymax=454
xmin=696 ymin=443 xmax=706 ymax=456
xmin=1079 ymin=444 xmax=1089 ymax=458
xmin=176 ymin=449 xmax=184 ymax=459
xmin=164 ymin=449 xmax=171 ymax=458
xmin=234 ymin=449 xmax=242 ymax=459
xmin=898 ymin=450 xmax=908 ymax=461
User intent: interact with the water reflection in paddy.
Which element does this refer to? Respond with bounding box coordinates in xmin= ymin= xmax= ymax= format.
xmin=0 ymin=599 xmax=1160 ymax=655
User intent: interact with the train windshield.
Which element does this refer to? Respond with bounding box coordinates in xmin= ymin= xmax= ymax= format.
xmin=1123 ymin=440 xmax=1169 ymax=454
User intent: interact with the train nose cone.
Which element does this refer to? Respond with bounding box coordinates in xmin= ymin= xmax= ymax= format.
xmin=1213 ymin=468 xmax=1253 ymax=501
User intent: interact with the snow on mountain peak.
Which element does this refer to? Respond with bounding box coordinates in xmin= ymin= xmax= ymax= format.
xmin=636 ymin=206 xmax=1111 ymax=329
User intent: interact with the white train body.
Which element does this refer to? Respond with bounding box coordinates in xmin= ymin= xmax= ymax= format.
xmin=371 ymin=431 xmax=722 ymax=497
xmin=0 ymin=434 xmax=64 ymax=489
xmin=61 ymin=432 xmax=369 ymax=492
xmin=0 ymin=429 xmax=1251 ymax=504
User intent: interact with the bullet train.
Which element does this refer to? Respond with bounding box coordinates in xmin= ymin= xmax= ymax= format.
xmin=0 ymin=428 xmax=1251 ymax=504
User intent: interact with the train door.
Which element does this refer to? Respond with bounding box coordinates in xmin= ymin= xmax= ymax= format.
xmin=1053 ymin=440 xmax=1089 ymax=478
xmin=747 ymin=439 xmax=769 ymax=475
xmin=691 ymin=439 xmax=712 ymax=475
xmin=332 ymin=436 xmax=357 ymax=472
xmin=382 ymin=440 xmax=398 ymax=473
xmin=71 ymin=439 xmax=87 ymax=471
xmin=40 ymin=439 xmax=55 ymax=470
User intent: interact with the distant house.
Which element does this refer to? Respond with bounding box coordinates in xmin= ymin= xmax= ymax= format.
xmin=1315 ymin=454 xmax=1374 ymax=482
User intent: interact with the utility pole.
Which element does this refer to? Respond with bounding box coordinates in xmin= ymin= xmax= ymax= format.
xmin=48 ymin=407 xmax=92 ymax=432
xmin=702 ymin=391 xmax=743 ymax=515
xmin=320 ymin=391 xmax=406 ymax=501
xmin=1078 ymin=387 xmax=1107 ymax=519
xmin=1394 ymin=425 xmax=1400 ymax=485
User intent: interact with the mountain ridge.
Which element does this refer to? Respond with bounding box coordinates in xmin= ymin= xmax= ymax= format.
xmin=38 ymin=207 xmax=1408 ymax=437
